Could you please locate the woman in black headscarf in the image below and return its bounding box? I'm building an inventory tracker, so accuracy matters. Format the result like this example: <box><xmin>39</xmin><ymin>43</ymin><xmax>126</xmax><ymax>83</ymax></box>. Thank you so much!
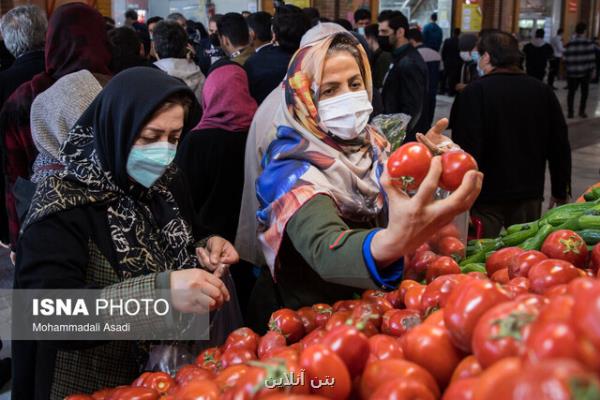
<box><xmin>14</xmin><ymin>67</ymin><xmax>239</xmax><ymax>399</ymax></box>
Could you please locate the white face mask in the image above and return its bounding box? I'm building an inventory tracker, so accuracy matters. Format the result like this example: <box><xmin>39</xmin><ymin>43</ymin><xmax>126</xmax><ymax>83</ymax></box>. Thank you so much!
<box><xmin>318</xmin><ymin>90</ymin><xmax>373</xmax><ymax>140</ymax></box>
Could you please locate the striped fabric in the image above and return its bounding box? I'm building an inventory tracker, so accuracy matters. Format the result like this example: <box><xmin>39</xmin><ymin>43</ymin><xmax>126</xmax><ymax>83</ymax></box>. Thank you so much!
<box><xmin>564</xmin><ymin>37</ymin><xmax>596</xmax><ymax>78</ymax></box>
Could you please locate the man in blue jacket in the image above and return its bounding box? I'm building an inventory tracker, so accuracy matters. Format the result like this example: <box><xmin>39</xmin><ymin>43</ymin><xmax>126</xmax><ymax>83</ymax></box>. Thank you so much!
<box><xmin>423</xmin><ymin>12</ymin><xmax>443</xmax><ymax>51</ymax></box>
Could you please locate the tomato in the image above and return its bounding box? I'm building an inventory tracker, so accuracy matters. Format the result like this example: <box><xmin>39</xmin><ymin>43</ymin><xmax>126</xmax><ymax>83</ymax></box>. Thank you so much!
<box><xmin>401</xmin><ymin>324</ymin><xmax>462</xmax><ymax>389</ymax></box>
<box><xmin>65</xmin><ymin>396</ymin><xmax>94</xmax><ymax>400</ymax></box>
<box><xmin>215</xmin><ymin>364</ymin><xmax>251</xmax><ymax>391</ymax></box>
<box><xmin>404</xmin><ymin>284</ymin><xmax>426</xmax><ymax>312</ymax></box>
<box><xmin>383</xmin><ymin>289</ymin><xmax>403</xmax><ymax>308</ymax></box>
<box><xmin>195</xmin><ymin>347</ymin><xmax>222</xmax><ymax>372</ymax></box>
<box><xmin>311</xmin><ymin>304</ymin><xmax>333</xmax><ymax>328</ymax></box>
<box><xmin>173</xmin><ymin>379</ymin><xmax>220</xmax><ymax>400</ymax></box>
<box><xmin>421</xmin><ymin>274</ymin><xmax>469</xmax><ymax>313</ymax></box>
<box><xmin>435</xmin><ymin>223</ymin><xmax>463</xmax><ymax>241</ymax></box>
<box><xmin>426</xmin><ymin>256</ymin><xmax>461</xmax><ymax>283</ymax></box>
<box><xmin>467</xmin><ymin>271</ymin><xmax>488</xmax><ymax>280</ymax></box>
<box><xmin>490</xmin><ymin>268</ymin><xmax>509</xmax><ymax>284</ymax></box>
<box><xmin>444</xmin><ymin>279</ymin><xmax>511</xmax><ymax>352</ymax></box>
<box><xmin>269</xmin><ymin>347</ymin><xmax>301</xmax><ymax>364</ymax></box>
<box><xmin>381</xmin><ymin>309</ymin><xmax>421</xmax><ymax>337</ymax></box>
<box><xmin>132</xmin><ymin>372</ymin><xmax>175</xmax><ymax>395</ymax></box>
<box><xmin>471</xmin><ymin>297</ymin><xmax>544</xmax><ymax>368</ymax></box>
<box><xmin>541</xmin><ymin>229</ymin><xmax>588</xmax><ymax>268</ymax></box>
<box><xmin>324</xmin><ymin>311</ymin><xmax>351</xmax><ymax>332</ymax></box>
<box><xmin>360</xmin><ymin>359</ymin><xmax>440</xmax><ymax>400</ymax></box>
<box><xmin>366</xmin><ymin>296</ymin><xmax>394</xmax><ymax>315</ymax></box>
<box><xmin>450</xmin><ymin>355</ymin><xmax>482</xmax><ymax>383</ymax></box>
<box><xmin>437</xmin><ymin>236</ymin><xmax>466</xmax><ymax>260</ymax></box>
<box><xmin>508</xmin><ymin>250</ymin><xmax>547</xmax><ymax>279</ymax></box>
<box><xmin>371</xmin><ymin>378</ymin><xmax>437</xmax><ymax>400</ymax></box>
<box><xmin>567</xmin><ymin>276</ymin><xmax>597</xmax><ymax>295</ymax></box>
<box><xmin>544</xmin><ymin>283</ymin><xmax>568</xmax><ymax>297</ymax></box>
<box><xmin>410</xmin><ymin>251</ymin><xmax>439</xmax><ymax>278</ymax></box>
<box><xmin>423</xmin><ymin>308</ymin><xmax>446</xmax><ymax>327</ymax></box>
<box><xmin>528</xmin><ymin>259</ymin><xmax>579</xmax><ymax>294</ymax></box>
<box><xmin>472</xmin><ymin>357</ymin><xmax>522</xmax><ymax>400</ymax></box>
<box><xmin>349</xmin><ymin>301</ymin><xmax>382</xmax><ymax>329</ymax></box>
<box><xmin>442</xmin><ymin>377</ymin><xmax>477</xmax><ymax>400</ymax></box>
<box><xmin>486</xmin><ymin>247</ymin><xmax>524</xmax><ymax>277</ymax></box>
<box><xmin>590</xmin><ymin>243</ymin><xmax>600</xmax><ymax>272</ymax></box>
<box><xmin>220</xmin><ymin>348</ymin><xmax>256</xmax><ymax>369</ymax></box>
<box><xmin>297</xmin><ymin>307</ymin><xmax>318</xmax><ymax>334</ymax></box>
<box><xmin>332</xmin><ymin>300</ymin><xmax>360</xmax><ymax>312</ymax></box>
<box><xmin>505</xmin><ymin>276</ymin><xmax>530</xmax><ymax>296</ymax></box>
<box><xmin>91</xmin><ymin>388</ymin><xmax>115</xmax><ymax>400</ymax></box>
<box><xmin>572</xmin><ymin>282</ymin><xmax>600</xmax><ymax>351</ymax></box>
<box><xmin>387</xmin><ymin>142</ymin><xmax>432</xmax><ymax>191</ymax></box>
<box><xmin>399</xmin><ymin>279</ymin><xmax>421</xmax><ymax>300</ymax></box>
<box><xmin>174</xmin><ymin>364</ymin><xmax>214</xmax><ymax>386</ymax></box>
<box><xmin>439</xmin><ymin>150</ymin><xmax>478</xmax><ymax>191</ymax></box>
<box><xmin>322</xmin><ymin>325</ymin><xmax>370</xmax><ymax>378</ymax></box>
<box><xmin>300</xmin><ymin>344</ymin><xmax>351</xmax><ymax>400</ymax></box>
<box><xmin>524</xmin><ymin>319</ymin><xmax>580</xmax><ymax>363</ymax></box>
<box><xmin>269</xmin><ymin>309</ymin><xmax>305</xmax><ymax>344</ymax></box>
<box><xmin>106</xmin><ymin>387</ymin><xmax>159</xmax><ymax>400</ymax></box>
<box><xmin>224</xmin><ymin>327</ymin><xmax>260</xmax><ymax>354</ymax></box>
<box><xmin>368</xmin><ymin>334</ymin><xmax>404</xmax><ymax>362</ymax></box>
<box><xmin>504</xmin><ymin>359</ymin><xmax>600</xmax><ymax>400</ymax></box>
<box><xmin>258</xmin><ymin>331</ymin><xmax>287</xmax><ymax>359</ymax></box>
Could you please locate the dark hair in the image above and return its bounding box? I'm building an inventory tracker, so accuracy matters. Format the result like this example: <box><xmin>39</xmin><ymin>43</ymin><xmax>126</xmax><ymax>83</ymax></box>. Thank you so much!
<box><xmin>273</xmin><ymin>11</ymin><xmax>310</xmax><ymax>53</ymax></box>
<box><xmin>302</xmin><ymin>7</ymin><xmax>320</xmax><ymax>26</ymax></box>
<box><xmin>217</xmin><ymin>12</ymin><xmax>249</xmax><ymax>47</ymax></box>
<box><xmin>453</xmin><ymin>27</ymin><xmax>461</xmax><ymax>37</ymax></box>
<box><xmin>535</xmin><ymin>28</ymin><xmax>544</xmax><ymax>39</ymax></box>
<box><xmin>557</xmin><ymin>28</ymin><xmax>564</xmax><ymax>35</ymax></box>
<box><xmin>365</xmin><ymin>23</ymin><xmax>379</xmax><ymax>39</ymax></box>
<box><xmin>335</xmin><ymin>18</ymin><xmax>353</xmax><ymax>31</ymax></box>
<box><xmin>167</xmin><ymin>12</ymin><xmax>186</xmax><ymax>24</ymax></box>
<box><xmin>125</xmin><ymin>9</ymin><xmax>138</xmax><ymax>21</ymax></box>
<box><xmin>147</xmin><ymin>16</ymin><xmax>163</xmax><ymax>26</ymax></box>
<box><xmin>108</xmin><ymin>27</ymin><xmax>143</xmax><ymax>73</ymax></box>
<box><xmin>159</xmin><ymin>91</ymin><xmax>194</xmax><ymax>121</ymax></box>
<box><xmin>477</xmin><ymin>29</ymin><xmax>521</xmax><ymax>68</ymax></box>
<box><xmin>407</xmin><ymin>27</ymin><xmax>423</xmax><ymax>42</ymax></box>
<box><xmin>277</xmin><ymin>5</ymin><xmax>302</xmax><ymax>15</ymax></box>
<box><xmin>247</xmin><ymin>11</ymin><xmax>272</xmax><ymax>43</ymax></box>
<box><xmin>153</xmin><ymin>20</ymin><xmax>188</xmax><ymax>59</ymax></box>
<box><xmin>319</xmin><ymin>17</ymin><xmax>332</xmax><ymax>23</ymax></box>
<box><xmin>104</xmin><ymin>16</ymin><xmax>115</xmax><ymax>30</ymax></box>
<box><xmin>388</xmin><ymin>13</ymin><xmax>409</xmax><ymax>35</ymax></box>
<box><xmin>209</xmin><ymin>14</ymin><xmax>223</xmax><ymax>24</ymax></box>
<box><xmin>327</xmin><ymin>33</ymin><xmax>366</xmax><ymax>82</ymax></box>
<box><xmin>354</xmin><ymin>8</ymin><xmax>371</xmax><ymax>23</ymax></box>
<box><xmin>377</xmin><ymin>10</ymin><xmax>403</xmax><ymax>23</ymax></box>
<box><xmin>575</xmin><ymin>22</ymin><xmax>587</xmax><ymax>35</ymax></box>
<box><xmin>242</xmin><ymin>11</ymin><xmax>251</xmax><ymax>17</ymax></box>
<box><xmin>431</xmin><ymin>12</ymin><xmax>438</xmax><ymax>21</ymax></box>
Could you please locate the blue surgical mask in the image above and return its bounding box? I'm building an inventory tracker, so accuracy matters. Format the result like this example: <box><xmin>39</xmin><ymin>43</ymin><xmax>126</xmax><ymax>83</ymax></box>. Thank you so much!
<box><xmin>357</xmin><ymin>27</ymin><xmax>366</xmax><ymax>36</ymax></box>
<box><xmin>471</xmin><ymin>50</ymin><xmax>480</xmax><ymax>64</ymax></box>
<box><xmin>126</xmin><ymin>142</ymin><xmax>177</xmax><ymax>188</ymax></box>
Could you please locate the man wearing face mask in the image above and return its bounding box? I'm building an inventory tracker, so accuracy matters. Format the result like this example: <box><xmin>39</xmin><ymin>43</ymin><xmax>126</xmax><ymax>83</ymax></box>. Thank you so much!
<box><xmin>455</xmin><ymin>33</ymin><xmax>479</xmax><ymax>93</ymax></box>
<box><xmin>197</xmin><ymin>14</ymin><xmax>225</xmax><ymax>75</ymax></box>
<box><xmin>364</xmin><ymin>23</ymin><xmax>393</xmax><ymax>90</ymax></box>
<box><xmin>354</xmin><ymin>8</ymin><xmax>371</xmax><ymax>35</ymax></box>
<box><xmin>378</xmin><ymin>10</ymin><xmax>428</xmax><ymax>142</ymax></box>
<box><xmin>451</xmin><ymin>30</ymin><xmax>571</xmax><ymax>238</ymax></box>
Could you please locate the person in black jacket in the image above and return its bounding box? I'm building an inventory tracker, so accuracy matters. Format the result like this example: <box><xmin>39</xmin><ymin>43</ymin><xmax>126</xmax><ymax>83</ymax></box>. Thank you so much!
<box><xmin>523</xmin><ymin>28</ymin><xmax>554</xmax><ymax>81</ymax></box>
<box><xmin>245</xmin><ymin>10</ymin><xmax>310</xmax><ymax>104</ymax></box>
<box><xmin>379</xmin><ymin>10</ymin><xmax>428</xmax><ymax>142</ymax></box>
<box><xmin>451</xmin><ymin>30</ymin><xmax>571</xmax><ymax>238</ymax></box>
<box><xmin>441</xmin><ymin>28</ymin><xmax>461</xmax><ymax>95</ymax></box>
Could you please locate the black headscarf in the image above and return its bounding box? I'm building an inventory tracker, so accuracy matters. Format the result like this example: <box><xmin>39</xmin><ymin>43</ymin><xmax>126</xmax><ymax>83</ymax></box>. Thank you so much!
<box><xmin>24</xmin><ymin>67</ymin><xmax>202</xmax><ymax>278</ymax></box>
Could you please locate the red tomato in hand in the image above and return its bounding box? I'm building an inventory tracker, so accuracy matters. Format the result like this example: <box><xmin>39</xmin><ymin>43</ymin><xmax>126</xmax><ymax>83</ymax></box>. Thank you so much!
<box><xmin>541</xmin><ymin>230</ymin><xmax>588</xmax><ymax>268</ymax></box>
<box><xmin>508</xmin><ymin>250</ymin><xmax>547</xmax><ymax>279</ymax></box>
<box><xmin>322</xmin><ymin>325</ymin><xmax>370</xmax><ymax>378</ymax></box>
<box><xmin>426</xmin><ymin>256</ymin><xmax>461</xmax><ymax>283</ymax></box>
<box><xmin>258</xmin><ymin>331</ymin><xmax>287</xmax><ymax>359</ymax></box>
<box><xmin>401</xmin><ymin>324</ymin><xmax>462</xmax><ymax>389</ymax></box>
<box><xmin>471</xmin><ymin>297</ymin><xmax>544</xmax><ymax>368</ymax></box>
<box><xmin>132</xmin><ymin>372</ymin><xmax>175</xmax><ymax>395</ymax></box>
<box><xmin>387</xmin><ymin>142</ymin><xmax>432</xmax><ymax>191</ymax></box>
<box><xmin>437</xmin><ymin>236</ymin><xmax>466</xmax><ymax>260</ymax></box>
<box><xmin>195</xmin><ymin>347</ymin><xmax>222</xmax><ymax>372</ymax></box>
<box><xmin>371</xmin><ymin>378</ymin><xmax>437</xmax><ymax>400</ymax></box>
<box><xmin>368</xmin><ymin>334</ymin><xmax>404</xmax><ymax>362</ymax></box>
<box><xmin>486</xmin><ymin>247</ymin><xmax>524</xmax><ymax>277</ymax></box>
<box><xmin>297</xmin><ymin>307</ymin><xmax>318</xmax><ymax>334</ymax></box>
<box><xmin>300</xmin><ymin>344</ymin><xmax>351</xmax><ymax>400</ymax></box>
<box><xmin>450</xmin><ymin>355</ymin><xmax>482</xmax><ymax>383</ymax></box>
<box><xmin>360</xmin><ymin>359</ymin><xmax>440</xmax><ymax>400</ymax></box>
<box><xmin>269</xmin><ymin>309</ymin><xmax>305</xmax><ymax>344</ymax></box>
<box><xmin>439</xmin><ymin>150</ymin><xmax>478</xmax><ymax>191</ymax></box>
<box><xmin>381</xmin><ymin>309</ymin><xmax>421</xmax><ymax>337</ymax></box>
<box><xmin>528</xmin><ymin>259</ymin><xmax>579</xmax><ymax>294</ymax></box>
<box><xmin>444</xmin><ymin>279</ymin><xmax>512</xmax><ymax>352</ymax></box>
<box><xmin>312</xmin><ymin>303</ymin><xmax>333</xmax><ymax>328</ymax></box>
<box><xmin>224</xmin><ymin>327</ymin><xmax>260</xmax><ymax>354</ymax></box>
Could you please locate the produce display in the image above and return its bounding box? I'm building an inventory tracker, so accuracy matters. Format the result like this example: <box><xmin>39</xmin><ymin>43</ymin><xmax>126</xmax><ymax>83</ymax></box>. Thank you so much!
<box><xmin>64</xmin><ymin>147</ymin><xmax>600</xmax><ymax>399</ymax></box>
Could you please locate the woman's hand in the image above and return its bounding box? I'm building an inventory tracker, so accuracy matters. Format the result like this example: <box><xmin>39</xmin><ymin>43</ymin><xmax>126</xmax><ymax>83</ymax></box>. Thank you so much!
<box><xmin>417</xmin><ymin>118</ymin><xmax>460</xmax><ymax>154</ymax></box>
<box><xmin>372</xmin><ymin>157</ymin><xmax>483</xmax><ymax>267</ymax></box>
<box><xmin>170</xmin><ymin>268</ymin><xmax>231</xmax><ymax>313</ymax></box>
<box><xmin>196</xmin><ymin>236</ymin><xmax>239</xmax><ymax>272</ymax></box>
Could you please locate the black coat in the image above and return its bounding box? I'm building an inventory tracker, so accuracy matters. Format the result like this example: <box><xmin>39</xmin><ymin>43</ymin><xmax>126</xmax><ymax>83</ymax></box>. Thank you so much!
<box><xmin>381</xmin><ymin>44</ymin><xmax>429</xmax><ymax>142</ymax></box>
<box><xmin>450</xmin><ymin>70</ymin><xmax>571</xmax><ymax>203</ymax></box>
<box><xmin>245</xmin><ymin>45</ymin><xmax>293</xmax><ymax>105</ymax></box>
<box><xmin>0</xmin><ymin>50</ymin><xmax>45</xmax><ymax>110</ymax></box>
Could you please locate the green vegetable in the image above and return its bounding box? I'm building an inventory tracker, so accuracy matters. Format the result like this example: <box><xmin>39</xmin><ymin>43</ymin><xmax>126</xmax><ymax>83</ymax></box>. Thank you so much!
<box><xmin>577</xmin><ymin>215</ymin><xmax>600</xmax><ymax>230</ymax></box>
<box><xmin>504</xmin><ymin>222</ymin><xmax>538</xmax><ymax>236</ymax></box>
<box><xmin>584</xmin><ymin>187</ymin><xmax>600</xmax><ymax>202</ymax></box>
<box><xmin>460</xmin><ymin>240</ymin><xmax>502</xmax><ymax>266</ymax></box>
<box><xmin>467</xmin><ymin>239</ymin><xmax>497</xmax><ymax>256</ymax></box>
<box><xmin>519</xmin><ymin>224</ymin><xmax>554</xmax><ymax>251</ymax></box>
<box><xmin>539</xmin><ymin>202</ymin><xmax>598</xmax><ymax>226</ymax></box>
<box><xmin>460</xmin><ymin>263</ymin><xmax>487</xmax><ymax>274</ymax></box>
<box><xmin>500</xmin><ymin>222</ymin><xmax>539</xmax><ymax>246</ymax></box>
<box><xmin>577</xmin><ymin>229</ymin><xmax>600</xmax><ymax>245</ymax></box>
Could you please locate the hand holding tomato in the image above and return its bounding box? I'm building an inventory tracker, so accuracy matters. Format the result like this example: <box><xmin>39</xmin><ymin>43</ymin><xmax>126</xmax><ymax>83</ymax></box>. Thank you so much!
<box><xmin>372</xmin><ymin>157</ymin><xmax>483</xmax><ymax>266</ymax></box>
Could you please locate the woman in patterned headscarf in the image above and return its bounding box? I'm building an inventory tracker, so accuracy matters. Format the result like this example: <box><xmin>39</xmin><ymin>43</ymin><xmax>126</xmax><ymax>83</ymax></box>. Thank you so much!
<box><xmin>14</xmin><ymin>67</ymin><xmax>239</xmax><ymax>399</ymax></box>
<box><xmin>246</xmin><ymin>30</ymin><xmax>483</xmax><ymax>330</ymax></box>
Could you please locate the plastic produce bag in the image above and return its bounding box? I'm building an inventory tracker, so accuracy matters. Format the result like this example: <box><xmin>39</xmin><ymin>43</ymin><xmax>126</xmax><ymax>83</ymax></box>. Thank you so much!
<box><xmin>144</xmin><ymin>271</ymin><xmax>243</xmax><ymax>375</ymax></box>
<box><xmin>371</xmin><ymin>113</ymin><xmax>411</xmax><ymax>150</ymax></box>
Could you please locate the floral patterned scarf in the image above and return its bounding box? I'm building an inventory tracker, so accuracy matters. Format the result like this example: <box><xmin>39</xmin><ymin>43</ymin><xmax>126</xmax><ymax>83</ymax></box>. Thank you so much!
<box><xmin>256</xmin><ymin>32</ymin><xmax>390</xmax><ymax>274</ymax></box>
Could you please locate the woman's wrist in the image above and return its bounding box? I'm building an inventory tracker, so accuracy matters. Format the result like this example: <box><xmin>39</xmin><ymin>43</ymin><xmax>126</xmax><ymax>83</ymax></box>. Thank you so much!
<box><xmin>370</xmin><ymin>228</ymin><xmax>408</xmax><ymax>267</ymax></box>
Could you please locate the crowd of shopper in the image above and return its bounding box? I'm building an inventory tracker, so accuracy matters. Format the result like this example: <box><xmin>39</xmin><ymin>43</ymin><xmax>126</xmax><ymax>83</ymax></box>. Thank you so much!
<box><xmin>0</xmin><ymin>3</ymin><xmax>583</xmax><ymax>398</ymax></box>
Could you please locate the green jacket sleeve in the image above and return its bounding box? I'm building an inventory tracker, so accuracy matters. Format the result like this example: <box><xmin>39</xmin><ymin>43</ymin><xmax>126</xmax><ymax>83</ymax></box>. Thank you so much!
<box><xmin>285</xmin><ymin>194</ymin><xmax>380</xmax><ymax>289</ymax></box>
